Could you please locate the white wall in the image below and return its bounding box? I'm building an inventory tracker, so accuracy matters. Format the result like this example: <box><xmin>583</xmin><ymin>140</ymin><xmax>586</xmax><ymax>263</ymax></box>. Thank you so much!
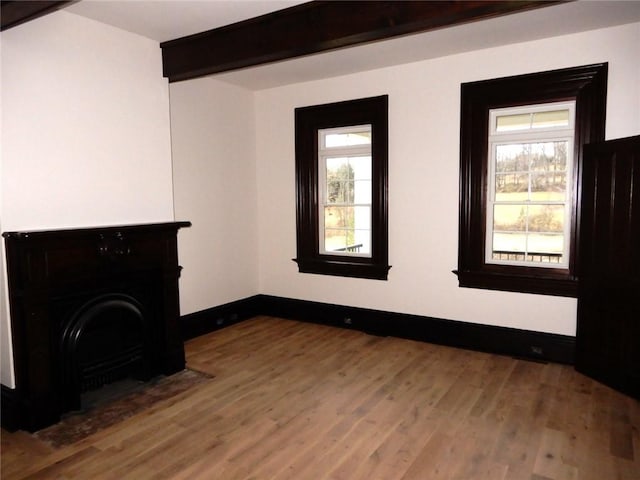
<box><xmin>170</xmin><ymin>78</ymin><xmax>259</xmax><ymax>315</ymax></box>
<box><xmin>0</xmin><ymin>11</ymin><xmax>175</xmax><ymax>386</ymax></box>
<box><xmin>255</xmin><ymin>23</ymin><xmax>640</xmax><ymax>337</ymax></box>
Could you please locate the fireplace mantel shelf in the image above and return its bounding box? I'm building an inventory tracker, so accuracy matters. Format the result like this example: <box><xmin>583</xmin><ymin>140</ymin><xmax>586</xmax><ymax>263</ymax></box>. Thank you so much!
<box><xmin>2</xmin><ymin>221</ymin><xmax>191</xmax><ymax>240</ymax></box>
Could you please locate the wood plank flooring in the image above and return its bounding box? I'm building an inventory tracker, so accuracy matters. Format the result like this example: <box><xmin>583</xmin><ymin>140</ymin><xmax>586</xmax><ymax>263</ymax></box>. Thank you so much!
<box><xmin>2</xmin><ymin>316</ymin><xmax>638</xmax><ymax>479</ymax></box>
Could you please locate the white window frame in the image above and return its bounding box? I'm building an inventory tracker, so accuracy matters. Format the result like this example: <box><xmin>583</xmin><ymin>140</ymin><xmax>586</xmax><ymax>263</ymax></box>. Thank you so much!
<box><xmin>318</xmin><ymin>124</ymin><xmax>372</xmax><ymax>257</ymax></box>
<box><xmin>485</xmin><ymin>101</ymin><xmax>576</xmax><ymax>268</ymax></box>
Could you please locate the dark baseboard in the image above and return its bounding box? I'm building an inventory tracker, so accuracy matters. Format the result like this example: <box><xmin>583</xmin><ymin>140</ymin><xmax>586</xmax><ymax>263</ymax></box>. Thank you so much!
<box><xmin>182</xmin><ymin>294</ymin><xmax>575</xmax><ymax>365</ymax></box>
<box><xmin>1</xmin><ymin>385</ymin><xmax>22</xmax><ymax>432</ymax></box>
<box><xmin>181</xmin><ymin>295</ymin><xmax>263</xmax><ymax>340</ymax></box>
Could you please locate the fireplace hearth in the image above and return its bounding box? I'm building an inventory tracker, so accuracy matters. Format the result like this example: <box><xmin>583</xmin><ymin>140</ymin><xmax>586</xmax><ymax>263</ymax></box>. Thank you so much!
<box><xmin>3</xmin><ymin>222</ymin><xmax>190</xmax><ymax>431</ymax></box>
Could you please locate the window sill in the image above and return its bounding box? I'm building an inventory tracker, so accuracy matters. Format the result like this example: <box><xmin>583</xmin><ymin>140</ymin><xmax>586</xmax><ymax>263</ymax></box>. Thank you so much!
<box><xmin>453</xmin><ymin>268</ymin><xmax>577</xmax><ymax>297</ymax></box>
<box><xmin>294</xmin><ymin>257</ymin><xmax>390</xmax><ymax>280</ymax></box>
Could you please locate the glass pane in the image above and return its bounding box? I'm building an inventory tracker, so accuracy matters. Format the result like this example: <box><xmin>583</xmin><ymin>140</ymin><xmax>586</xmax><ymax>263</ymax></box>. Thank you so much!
<box><xmin>528</xmin><ymin>205</ymin><xmax>564</xmax><ymax>233</ymax></box>
<box><xmin>493</xmin><ymin>204</ymin><xmax>527</xmax><ymax>232</ymax></box>
<box><xmin>326</xmin><ymin>157</ymin><xmax>351</xmax><ymax>180</ymax></box>
<box><xmin>324</xmin><ymin>206</ymin><xmax>354</xmax><ymax>228</ymax></box>
<box><xmin>324</xmin><ymin>229</ymin><xmax>352</xmax><ymax>252</ymax></box>
<box><xmin>353</xmin><ymin>206</ymin><xmax>371</xmax><ymax>229</ymax></box>
<box><xmin>325</xmin><ymin>229</ymin><xmax>371</xmax><ymax>253</ymax></box>
<box><xmin>492</xmin><ymin>232</ymin><xmax>526</xmax><ymax>255</ymax></box>
<box><xmin>531</xmin><ymin>172</ymin><xmax>566</xmax><ymax>201</ymax></box>
<box><xmin>530</xmin><ymin>141</ymin><xmax>568</xmax><ymax>172</ymax></box>
<box><xmin>325</xmin><ymin>130</ymin><xmax>371</xmax><ymax>148</ymax></box>
<box><xmin>350</xmin><ymin>156</ymin><xmax>371</xmax><ymax>180</ymax></box>
<box><xmin>532</xmin><ymin>109</ymin><xmax>570</xmax><ymax>129</ymax></box>
<box><xmin>495</xmin><ymin>173</ymin><xmax>529</xmax><ymax>201</ymax></box>
<box><xmin>351</xmin><ymin>228</ymin><xmax>371</xmax><ymax>255</ymax></box>
<box><xmin>326</xmin><ymin>180</ymin><xmax>352</xmax><ymax>204</ymax></box>
<box><xmin>327</xmin><ymin>156</ymin><xmax>355</xmax><ymax>204</ymax></box>
<box><xmin>496</xmin><ymin>113</ymin><xmax>531</xmax><ymax>132</ymax></box>
<box><xmin>496</xmin><ymin>144</ymin><xmax>531</xmax><ymax>172</ymax></box>
<box><xmin>528</xmin><ymin>233</ymin><xmax>564</xmax><ymax>255</ymax></box>
<box><xmin>353</xmin><ymin>179</ymin><xmax>371</xmax><ymax>204</ymax></box>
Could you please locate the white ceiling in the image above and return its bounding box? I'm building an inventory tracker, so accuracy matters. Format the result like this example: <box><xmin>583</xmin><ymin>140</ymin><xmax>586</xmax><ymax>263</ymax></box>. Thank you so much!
<box><xmin>65</xmin><ymin>0</ymin><xmax>640</xmax><ymax>90</ymax></box>
<box><xmin>65</xmin><ymin>0</ymin><xmax>307</xmax><ymax>43</ymax></box>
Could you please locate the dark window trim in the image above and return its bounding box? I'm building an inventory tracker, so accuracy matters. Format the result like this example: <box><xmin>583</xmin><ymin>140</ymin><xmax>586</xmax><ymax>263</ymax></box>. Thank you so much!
<box><xmin>294</xmin><ymin>95</ymin><xmax>390</xmax><ymax>280</ymax></box>
<box><xmin>456</xmin><ymin>63</ymin><xmax>608</xmax><ymax>297</ymax></box>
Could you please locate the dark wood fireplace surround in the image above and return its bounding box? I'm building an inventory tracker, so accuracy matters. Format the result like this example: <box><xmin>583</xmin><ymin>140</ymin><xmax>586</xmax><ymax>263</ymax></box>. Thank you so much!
<box><xmin>2</xmin><ymin>222</ymin><xmax>190</xmax><ymax>432</ymax></box>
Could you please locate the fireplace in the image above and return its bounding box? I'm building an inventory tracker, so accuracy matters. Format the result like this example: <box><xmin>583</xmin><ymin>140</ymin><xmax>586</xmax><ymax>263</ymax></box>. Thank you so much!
<box><xmin>2</xmin><ymin>222</ymin><xmax>190</xmax><ymax>431</ymax></box>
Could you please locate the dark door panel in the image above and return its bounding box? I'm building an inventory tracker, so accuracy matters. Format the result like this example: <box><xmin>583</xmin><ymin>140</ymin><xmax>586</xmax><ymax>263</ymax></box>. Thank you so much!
<box><xmin>576</xmin><ymin>135</ymin><xmax>640</xmax><ymax>399</ymax></box>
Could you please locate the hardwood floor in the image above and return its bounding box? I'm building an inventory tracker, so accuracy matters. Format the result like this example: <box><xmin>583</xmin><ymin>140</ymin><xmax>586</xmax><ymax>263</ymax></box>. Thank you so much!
<box><xmin>2</xmin><ymin>316</ymin><xmax>638</xmax><ymax>479</ymax></box>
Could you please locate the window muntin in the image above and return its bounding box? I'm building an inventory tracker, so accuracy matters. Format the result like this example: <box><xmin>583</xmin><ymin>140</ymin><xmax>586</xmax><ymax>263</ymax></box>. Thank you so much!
<box><xmin>487</xmin><ymin>102</ymin><xmax>575</xmax><ymax>268</ymax></box>
<box><xmin>319</xmin><ymin>125</ymin><xmax>372</xmax><ymax>256</ymax></box>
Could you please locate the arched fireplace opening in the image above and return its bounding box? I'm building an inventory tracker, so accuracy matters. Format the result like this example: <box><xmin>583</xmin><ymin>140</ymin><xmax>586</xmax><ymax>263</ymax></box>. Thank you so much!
<box><xmin>60</xmin><ymin>294</ymin><xmax>150</xmax><ymax>412</ymax></box>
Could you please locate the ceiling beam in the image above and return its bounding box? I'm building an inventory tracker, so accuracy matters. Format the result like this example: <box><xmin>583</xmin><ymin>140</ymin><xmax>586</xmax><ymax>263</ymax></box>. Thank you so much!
<box><xmin>161</xmin><ymin>0</ymin><xmax>567</xmax><ymax>83</ymax></box>
<box><xmin>0</xmin><ymin>1</ymin><xmax>75</xmax><ymax>31</ymax></box>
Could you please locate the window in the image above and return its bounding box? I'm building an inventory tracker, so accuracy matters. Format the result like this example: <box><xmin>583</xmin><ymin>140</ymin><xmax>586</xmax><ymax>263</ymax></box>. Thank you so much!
<box><xmin>319</xmin><ymin>125</ymin><xmax>372</xmax><ymax>256</ymax></box>
<box><xmin>294</xmin><ymin>96</ymin><xmax>390</xmax><ymax>280</ymax></box>
<box><xmin>487</xmin><ymin>101</ymin><xmax>575</xmax><ymax>268</ymax></box>
<box><xmin>457</xmin><ymin>64</ymin><xmax>608</xmax><ymax>297</ymax></box>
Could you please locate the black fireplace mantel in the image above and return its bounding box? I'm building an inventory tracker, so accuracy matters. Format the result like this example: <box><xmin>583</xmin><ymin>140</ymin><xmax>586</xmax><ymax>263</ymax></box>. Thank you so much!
<box><xmin>2</xmin><ymin>221</ymin><xmax>190</xmax><ymax>431</ymax></box>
